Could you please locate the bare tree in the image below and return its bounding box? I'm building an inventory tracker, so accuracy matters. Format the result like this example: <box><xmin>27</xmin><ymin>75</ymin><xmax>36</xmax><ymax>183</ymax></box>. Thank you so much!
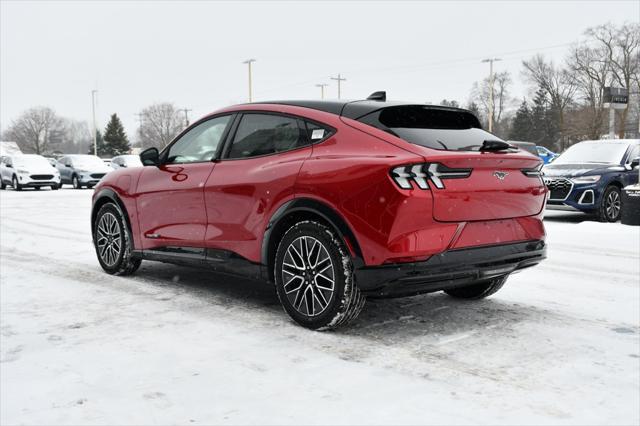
<box><xmin>567</xmin><ymin>41</ymin><xmax>611</xmax><ymax>139</ymax></box>
<box><xmin>522</xmin><ymin>54</ymin><xmax>577</xmax><ymax>150</ymax></box>
<box><xmin>137</xmin><ymin>103</ymin><xmax>184</xmax><ymax>148</ymax></box>
<box><xmin>585</xmin><ymin>22</ymin><xmax>640</xmax><ymax>138</ymax></box>
<box><xmin>4</xmin><ymin>107</ymin><xmax>63</xmax><ymax>154</ymax></box>
<box><xmin>60</xmin><ymin>119</ymin><xmax>92</xmax><ymax>154</ymax></box>
<box><xmin>470</xmin><ymin>71</ymin><xmax>512</xmax><ymax>135</ymax></box>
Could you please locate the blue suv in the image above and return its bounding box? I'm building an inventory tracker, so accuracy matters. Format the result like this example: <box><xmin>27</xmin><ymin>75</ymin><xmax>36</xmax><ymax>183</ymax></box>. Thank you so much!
<box><xmin>536</xmin><ymin>146</ymin><xmax>558</xmax><ymax>164</ymax></box>
<box><xmin>543</xmin><ymin>140</ymin><xmax>640</xmax><ymax>221</ymax></box>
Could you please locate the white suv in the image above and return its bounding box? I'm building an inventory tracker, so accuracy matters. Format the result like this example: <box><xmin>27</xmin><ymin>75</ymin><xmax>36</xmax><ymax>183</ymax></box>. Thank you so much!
<box><xmin>0</xmin><ymin>154</ymin><xmax>61</xmax><ymax>191</ymax></box>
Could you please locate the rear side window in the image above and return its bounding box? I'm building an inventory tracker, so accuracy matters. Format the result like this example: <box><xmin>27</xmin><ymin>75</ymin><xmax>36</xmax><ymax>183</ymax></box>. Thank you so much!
<box><xmin>228</xmin><ymin>114</ymin><xmax>307</xmax><ymax>159</ymax></box>
<box><xmin>303</xmin><ymin>120</ymin><xmax>333</xmax><ymax>143</ymax></box>
<box><xmin>357</xmin><ymin>105</ymin><xmax>498</xmax><ymax>151</ymax></box>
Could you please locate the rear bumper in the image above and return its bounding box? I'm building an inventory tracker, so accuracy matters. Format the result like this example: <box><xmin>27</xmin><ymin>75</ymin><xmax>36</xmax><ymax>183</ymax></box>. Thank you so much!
<box><xmin>355</xmin><ymin>240</ymin><xmax>546</xmax><ymax>298</ymax></box>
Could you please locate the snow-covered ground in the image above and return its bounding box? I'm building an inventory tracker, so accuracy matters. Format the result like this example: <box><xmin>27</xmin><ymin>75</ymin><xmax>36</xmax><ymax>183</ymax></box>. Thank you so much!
<box><xmin>1</xmin><ymin>189</ymin><xmax>638</xmax><ymax>425</ymax></box>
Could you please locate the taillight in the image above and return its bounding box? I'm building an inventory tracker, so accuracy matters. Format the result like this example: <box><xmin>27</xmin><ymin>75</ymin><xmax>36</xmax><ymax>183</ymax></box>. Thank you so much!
<box><xmin>390</xmin><ymin>163</ymin><xmax>472</xmax><ymax>190</ymax></box>
<box><xmin>522</xmin><ymin>163</ymin><xmax>543</xmax><ymax>178</ymax></box>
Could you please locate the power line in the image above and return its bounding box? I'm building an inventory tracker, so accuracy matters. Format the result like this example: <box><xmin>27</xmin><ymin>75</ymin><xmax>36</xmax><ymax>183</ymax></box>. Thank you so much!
<box><xmin>330</xmin><ymin>74</ymin><xmax>346</xmax><ymax>99</ymax></box>
<box><xmin>179</xmin><ymin>108</ymin><xmax>192</xmax><ymax>127</ymax></box>
<box><xmin>315</xmin><ymin>83</ymin><xmax>329</xmax><ymax>99</ymax></box>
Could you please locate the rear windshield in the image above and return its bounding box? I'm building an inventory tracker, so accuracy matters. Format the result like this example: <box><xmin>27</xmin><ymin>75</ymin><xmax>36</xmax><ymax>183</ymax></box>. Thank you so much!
<box><xmin>357</xmin><ymin>105</ymin><xmax>499</xmax><ymax>151</ymax></box>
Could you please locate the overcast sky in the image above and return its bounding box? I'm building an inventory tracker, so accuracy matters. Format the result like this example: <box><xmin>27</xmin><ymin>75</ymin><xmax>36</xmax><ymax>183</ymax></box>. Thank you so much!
<box><xmin>1</xmin><ymin>0</ymin><xmax>638</xmax><ymax>139</ymax></box>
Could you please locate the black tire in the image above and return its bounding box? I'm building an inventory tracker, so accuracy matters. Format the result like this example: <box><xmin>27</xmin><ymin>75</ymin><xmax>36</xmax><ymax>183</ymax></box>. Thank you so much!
<box><xmin>93</xmin><ymin>203</ymin><xmax>141</xmax><ymax>275</ymax></box>
<box><xmin>444</xmin><ymin>275</ymin><xmax>508</xmax><ymax>300</ymax></box>
<box><xmin>0</xmin><ymin>180</ymin><xmax>6</xmax><ymax>190</ymax></box>
<box><xmin>596</xmin><ymin>185</ymin><xmax>622</xmax><ymax>222</ymax></box>
<box><xmin>51</xmin><ymin>185</ymin><xmax>58</xmax><ymax>190</ymax></box>
<box><xmin>12</xmin><ymin>176</ymin><xmax>22</xmax><ymax>191</ymax></box>
<box><xmin>72</xmin><ymin>175</ymin><xmax>82</xmax><ymax>189</ymax></box>
<box><xmin>58</xmin><ymin>182</ymin><xmax>63</xmax><ymax>189</ymax></box>
<box><xmin>274</xmin><ymin>220</ymin><xmax>365</xmax><ymax>330</ymax></box>
<box><xmin>35</xmin><ymin>186</ymin><xmax>41</xmax><ymax>190</ymax></box>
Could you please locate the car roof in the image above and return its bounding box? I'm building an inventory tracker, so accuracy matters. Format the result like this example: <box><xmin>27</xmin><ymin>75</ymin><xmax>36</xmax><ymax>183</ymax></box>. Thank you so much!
<box><xmin>578</xmin><ymin>139</ymin><xmax>640</xmax><ymax>145</ymax></box>
<box><xmin>253</xmin><ymin>99</ymin><xmax>472</xmax><ymax>120</ymax></box>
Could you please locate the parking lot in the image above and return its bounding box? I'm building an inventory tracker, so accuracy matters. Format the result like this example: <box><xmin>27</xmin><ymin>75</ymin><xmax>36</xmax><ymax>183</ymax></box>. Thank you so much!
<box><xmin>1</xmin><ymin>188</ymin><xmax>639</xmax><ymax>425</ymax></box>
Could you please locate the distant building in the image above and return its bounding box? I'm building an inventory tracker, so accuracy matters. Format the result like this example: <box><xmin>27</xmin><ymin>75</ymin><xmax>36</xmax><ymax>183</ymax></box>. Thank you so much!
<box><xmin>0</xmin><ymin>141</ymin><xmax>22</xmax><ymax>157</ymax></box>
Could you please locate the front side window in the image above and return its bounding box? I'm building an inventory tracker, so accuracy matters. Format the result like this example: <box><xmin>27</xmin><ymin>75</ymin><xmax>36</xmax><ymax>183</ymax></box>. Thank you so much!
<box><xmin>166</xmin><ymin>115</ymin><xmax>232</xmax><ymax>164</ymax></box>
<box><xmin>227</xmin><ymin>114</ymin><xmax>306</xmax><ymax>159</ymax></box>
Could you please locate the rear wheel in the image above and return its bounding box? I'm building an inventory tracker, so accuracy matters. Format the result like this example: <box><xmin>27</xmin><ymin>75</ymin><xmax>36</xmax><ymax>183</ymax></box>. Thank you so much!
<box><xmin>274</xmin><ymin>221</ymin><xmax>365</xmax><ymax>330</ymax></box>
<box><xmin>444</xmin><ymin>275</ymin><xmax>508</xmax><ymax>300</ymax></box>
<box><xmin>93</xmin><ymin>203</ymin><xmax>141</xmax><ymax>275</ymax></box>
<box><xmin>12</xmin><ymin>176</ymin><xmax>21</xmax><ymax>191</ymax></box>
<box><xmin>0</xmin><ymin>180</ymin><xmax>6</xmax><ymax>190</ymax></box>
<box><xmin>72</xmin><ymin>175</ymin><xmax>82</xmax><ymax>189</ymax></box>
<box><xmin>597</xmin><ymin>185</ymin><xmax>621</xmax><ymax>222</ymax></box>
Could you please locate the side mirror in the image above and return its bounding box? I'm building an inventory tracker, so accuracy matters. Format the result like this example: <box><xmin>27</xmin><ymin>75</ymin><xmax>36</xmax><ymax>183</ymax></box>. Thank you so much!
<box><xmin>65</xmin><ymin>164</ymin><xmax>72</xmax><ymax>168</ymax></box>
<box><xmin>140</xmin><ymin>147</ymin><xmax>160</xmax><ymax>166</ymax></box>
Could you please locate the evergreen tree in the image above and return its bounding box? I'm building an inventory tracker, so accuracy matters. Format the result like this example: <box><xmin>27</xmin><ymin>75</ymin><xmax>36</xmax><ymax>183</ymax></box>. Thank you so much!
<box><xmin>508</xmin><ymin>100</ymin><xmax>533</xmax><ymax>141</ymax></box>
<box><xmin>102</xmin><ymin>113</ymin><xmax>130</xmax><ymax>156</ymax></box>
<box><xmin>87</xmin><ymin>130</ymin><xmax>107</xmax><ymax>156</ymax></box>
<box><xmin>530</xmin><ymin>88</ymin><xmax>559</xmax><ymax>149</ymax></box>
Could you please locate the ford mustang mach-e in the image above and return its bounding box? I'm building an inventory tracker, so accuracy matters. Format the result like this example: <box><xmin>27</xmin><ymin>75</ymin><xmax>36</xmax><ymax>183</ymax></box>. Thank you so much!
<box><xmin>91</xmin><ymin>95</ymin><xmax>547</xmax><ymax>329</ymax></box>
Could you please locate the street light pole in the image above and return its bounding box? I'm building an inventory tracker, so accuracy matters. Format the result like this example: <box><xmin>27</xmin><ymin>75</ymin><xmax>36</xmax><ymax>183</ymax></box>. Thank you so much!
<box><xmin>91</xmin><ymin>90</ymin><xmax>98</xmax><ymax>156</ymax></box>
<box><xmin>243</xmin><ymin>59</ymin><xmax>256</xmax><ymax>102</ymax></box>
<box><xmin>481</xmin><ymin>58</ymin><xmax>501</xmax><ymax>133</ymax></box>
<box><xmin>315</xmin><ymin>83</ymin><xmax>329</xmax><ymax>99</ymax></box>
<box><xmin>330</xmin><ymin>74</ymin><xmax>346</xmax><ymax>99</ymax></box>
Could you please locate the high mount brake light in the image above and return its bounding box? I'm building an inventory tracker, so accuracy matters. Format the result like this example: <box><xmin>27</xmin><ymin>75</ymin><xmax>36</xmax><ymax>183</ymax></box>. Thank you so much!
<box><xmin>391</xmin><ymin>163</ymin><xmax>472</xmax><ymax>190</ymax></box>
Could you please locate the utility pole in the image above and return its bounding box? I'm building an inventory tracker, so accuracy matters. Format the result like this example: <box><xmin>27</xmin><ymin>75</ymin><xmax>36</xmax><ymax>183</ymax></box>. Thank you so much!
<box><xmin>315</xmin><ymin>83</ymin><xmax>329</xmax><ymax>99</ymax></box>
<box><xmin>91</xmin><ymin>89</ymin><xmax>98</xmax><ymax>156</ymax></box>
<box><xmin>330</xmin><ymin>74</ymin><xmax>346</xmax><ymax>99</ymax></box>
<box><xmin>179</xmin><ymin>108</ymin><xmax>192</xmax><ymax>128</ymax></box>
<box><xmin>242</xmin><ymin>59</ymin><xmax>256</xmax><ymax>102</ymax></box>
<box><xmin>481</xmin><ymin>58</ymin><xmax>501</xmax><ymax>133</ymax></box>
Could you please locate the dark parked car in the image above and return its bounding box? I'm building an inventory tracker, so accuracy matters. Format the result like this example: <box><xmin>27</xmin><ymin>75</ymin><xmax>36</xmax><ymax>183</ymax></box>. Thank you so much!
<box><xmin>543</xmin><ymin>139</ymin><xmax>640</xmax><ymax>221</ymax></box>
<box><xmin>91</xmin><ymin>97</ymin><xmax>547</xmax><ymax>330</ymax></box>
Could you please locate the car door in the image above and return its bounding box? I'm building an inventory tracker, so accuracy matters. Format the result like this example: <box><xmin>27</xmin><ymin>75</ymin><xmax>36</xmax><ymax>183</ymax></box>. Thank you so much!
<box><xmin>203</xmin><ymin>112</ymin><xmax>315</xmax><ymax>263</ymax></box>
<box><xmin>0</xmin><ymin>157</ymin><xmax>10</xmax><ymax>183</ymax></box>
<box><xmin>135</xmin><ymin>115</ymin><xmax>234</xmax><ymax>250</ymax></box>
<box><xmin>57</xmin><ymin>157</ymin><xmax>70</xmax><ymax>182</ymax></box>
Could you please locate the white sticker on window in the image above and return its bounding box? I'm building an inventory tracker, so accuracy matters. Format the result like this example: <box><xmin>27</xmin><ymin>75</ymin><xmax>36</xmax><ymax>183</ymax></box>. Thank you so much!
<box><xmin>311</xmin><ymin>129</ymin><xmax>325</xmax><ymax>140</ymax></box>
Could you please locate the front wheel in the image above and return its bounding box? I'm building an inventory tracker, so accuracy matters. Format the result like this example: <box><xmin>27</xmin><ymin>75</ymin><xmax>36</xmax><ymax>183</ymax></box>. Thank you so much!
<box><xmin>12</xmin><ymin>176</ymin><xmax>21</xmax><ymax>191</ymax></box>
<box><xmin>0</xmin><ymin>180</ymin><xmax>6</xmax><ymax>190</ymax></box>
<box><xmin>274</xmin><ymin>221</ymin><xmax>365</xmax><ymax>330</ymax></box>
<box><xmin>597</xmin><ymin>185</ymin><xmax>621</xmax><ymax>222</ymax></box>
<box><xmin>444</xmin><ymin>275</ymin><xmax>508</xmax><ymax>299</ymax></box>
<box><xmin>93</xmin><ymin>203</ymin><xmax>141</xmax><ymax>275</ymax></box>
<box><xmin>72</xmin><ymin>175</ymin><xmax>82</xmax><ymax>189</ymax></box>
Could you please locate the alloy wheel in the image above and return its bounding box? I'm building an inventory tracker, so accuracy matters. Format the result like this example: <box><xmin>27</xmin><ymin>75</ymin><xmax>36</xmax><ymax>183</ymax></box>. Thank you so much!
<box><xmin>96</xmin><ymin>212</ymin><xmax>122</xmax><ymax>267</ymax></box>
<box><xmin>73</xmin><ymin>176</ymin><xmax>80</xmax><ymax>189</ymax></box>
<box><xmin>606</xmin><ymin>190</ymin><xmax>621</xmax><ymax>220</ymax></box>
<box><xmin>281</xmin><ymin>236</ymin><xmax>335</xmax><ymax>317</ymax></box>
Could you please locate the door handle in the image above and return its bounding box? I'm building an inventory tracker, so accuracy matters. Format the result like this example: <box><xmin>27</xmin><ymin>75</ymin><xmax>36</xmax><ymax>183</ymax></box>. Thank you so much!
<box><xmin>145</xmin><ymin>233</ymin><xmax>160</xmax><ymax>239</ymax></box>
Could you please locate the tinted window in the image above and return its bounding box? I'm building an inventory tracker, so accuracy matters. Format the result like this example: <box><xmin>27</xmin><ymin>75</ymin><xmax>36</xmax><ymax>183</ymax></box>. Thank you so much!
<box><xmin>228</xmin><ymin>114</ymin><xmax>306</xmax><ymax>159</ymax></box>
<box><xmin>304</xmin><ymin>120</ymin><xmax>332</xmax><ymax>142</ymax></box>
<box><xmin>166</xmin><ymin>115</ymin><xmax>231</xmax><ymax>164</ymax></box>
<box><xmin>357</xmin><ymin>105</ymin><xmax>497</xmax><ymax>151</ymax></box>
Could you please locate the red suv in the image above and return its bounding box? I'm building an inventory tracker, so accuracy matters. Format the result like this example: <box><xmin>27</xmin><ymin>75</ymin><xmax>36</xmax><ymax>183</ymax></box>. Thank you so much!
<box><xmin>92</xmin><ymin>95</ymin><xmax>547</xmax><ymax>330</ymax></box>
